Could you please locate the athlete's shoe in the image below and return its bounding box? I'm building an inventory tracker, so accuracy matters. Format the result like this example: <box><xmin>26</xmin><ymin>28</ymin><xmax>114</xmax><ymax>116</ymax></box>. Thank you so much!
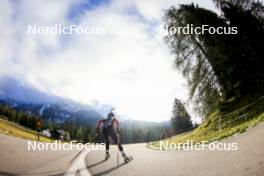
<box><xmin>105</xmin><ymin>153</ymin><xmax>110</xmax><ymax>160</ymax></box>
<box><xmin>123</xmin><ymin>155</ymin><xmax>133</xmax><ymax>163</ymax></box>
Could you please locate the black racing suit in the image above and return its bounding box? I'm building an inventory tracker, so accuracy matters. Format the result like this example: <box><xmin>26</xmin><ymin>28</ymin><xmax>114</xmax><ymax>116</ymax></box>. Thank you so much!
<box><xmin>103</xmin><ymin>124</ymin><xmax>123</xmax><ymax>151</ymax></box>
<box><xmin>96</xmin><ymin>116</ymin><xmax>123</xmax><ymax>152</ymax></box>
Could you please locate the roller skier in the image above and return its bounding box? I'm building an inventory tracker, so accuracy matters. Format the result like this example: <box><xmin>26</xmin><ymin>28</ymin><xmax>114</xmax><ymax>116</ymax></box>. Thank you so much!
<box><xmin>96</xmin><ymin>109</ymin><xmax>133</xmax><ymax>163</ymax></box>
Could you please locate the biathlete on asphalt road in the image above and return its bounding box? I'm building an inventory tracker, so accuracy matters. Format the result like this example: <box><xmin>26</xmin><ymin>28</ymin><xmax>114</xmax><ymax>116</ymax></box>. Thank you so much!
<box><xmin>96</xmin><ymin>109</ymin><xmax>133</xmax><ymax>163</ymax></box>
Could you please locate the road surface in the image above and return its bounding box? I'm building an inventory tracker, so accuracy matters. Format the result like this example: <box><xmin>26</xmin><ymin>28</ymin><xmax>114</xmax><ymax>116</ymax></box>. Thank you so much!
<box><xmin>1</xmin><ymin>122</ymin><xmax>264</xmax><ymax>176</ymax></box>
<box><xmin>0</xmin><ymin>134</ymin><xmax>80</xmax><ymax>176</ymax></box>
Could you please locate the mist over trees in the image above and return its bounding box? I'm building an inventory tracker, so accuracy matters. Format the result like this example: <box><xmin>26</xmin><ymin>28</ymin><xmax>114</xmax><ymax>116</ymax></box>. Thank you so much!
<box><xmin>164</xmin><ymin>0</ymin><xmax>264</xmax><ymax>117</ymax></box>
<box><xmin>120</xmin><ymin>120</ymin><xmax>171</xmax><ymax>143</ymax></box>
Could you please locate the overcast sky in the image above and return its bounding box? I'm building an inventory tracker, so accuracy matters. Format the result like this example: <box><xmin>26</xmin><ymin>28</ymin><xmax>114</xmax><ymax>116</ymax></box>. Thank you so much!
<box><xmin>0</xmin><ymin>0</ymin><xmax>216</xmax><ymax>122</ymax></box>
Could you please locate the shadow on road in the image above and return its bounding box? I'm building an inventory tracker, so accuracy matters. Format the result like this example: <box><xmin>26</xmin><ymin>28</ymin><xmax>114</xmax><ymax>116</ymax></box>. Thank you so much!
<box><xmin>0</xmin><ymin>171</ymin><xmax>65</xmax><ymax>176</ymax></box>
<box><xmin>92</xmin><ymin>162</ymin><xmax>127</xmax><ymax>176</ymax></box>
<box><xmin>87</xmin><ymin>159</ymin><xmax>106</xmax><ymax>168</ymax></box>
<box><xmin>0</xmin><ymin>171</ymin><xmax>16</xmax><ymax>176</ymax></box>
<box><xmin>23</xmin><ymin>170</ymin><xmax>65</xmax><ymax>176</ymax></box>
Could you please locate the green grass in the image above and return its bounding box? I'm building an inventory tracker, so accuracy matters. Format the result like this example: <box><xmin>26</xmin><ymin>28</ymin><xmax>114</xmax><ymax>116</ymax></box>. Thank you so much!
<box><xmin>149</xmin><ymin>95</ymin><xmax>264</xmax><ymax>149</ymax></box>
<box><xmin>0</xmin><ymin>116</ymin><xmax>51</xmax><ymax>142</ymax></box>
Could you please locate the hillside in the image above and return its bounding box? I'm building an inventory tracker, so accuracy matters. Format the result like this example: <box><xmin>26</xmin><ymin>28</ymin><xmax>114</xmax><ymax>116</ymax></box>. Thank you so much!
<box><xmin>150</xmin><ymin>95</ymin><xmax>264</xmax><ymax>149</ymax></box>
<box><xmin>0</xmin><ymin>98</ymin><xmax>102</xmax><ymax>124</ymax></box>
<box><xmin>0</xmin><ymin>116</ymin><xmax>51</xmax><ymax>142</ymax></box>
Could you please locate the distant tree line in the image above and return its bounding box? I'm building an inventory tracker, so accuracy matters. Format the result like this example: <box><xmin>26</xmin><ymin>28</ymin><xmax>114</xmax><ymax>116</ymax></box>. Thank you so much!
<box><xmin>120</xmin><ymin>125</ymin><xmax>171</xmax><ymax>143</ymax></box>
<box><xmin>0</xmin><ymin>103</ymin><xmax>169</xmax><ymax>143</ymax></box>
<box><xmin>0</xmin><ymin>104</ymin><xmax>44</xmax><ymax>131</ymax></box>
<box><xmin>0</xmin><ymin>103</ymin><xmax>93</xmax><ymax>142</ymax></box>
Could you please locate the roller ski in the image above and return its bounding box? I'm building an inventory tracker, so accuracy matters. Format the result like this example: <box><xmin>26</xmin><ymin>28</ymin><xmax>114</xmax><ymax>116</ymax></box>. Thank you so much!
<box><xmin>105</xmin><ymin>152</ymin><xmax>110</xmax><ymax>160</ymax></box>
<box><xmin>123</xmin><ymin>155</ymin><xmax>133</xmax><ymax>163</ymax></box>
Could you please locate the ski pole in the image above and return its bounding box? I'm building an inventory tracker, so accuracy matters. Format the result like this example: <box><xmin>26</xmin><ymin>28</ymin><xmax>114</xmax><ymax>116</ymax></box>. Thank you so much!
<box><xmin>117</xmin><ymin>132</ymin><xmax>120</xmax><ymax>167</ymax></box>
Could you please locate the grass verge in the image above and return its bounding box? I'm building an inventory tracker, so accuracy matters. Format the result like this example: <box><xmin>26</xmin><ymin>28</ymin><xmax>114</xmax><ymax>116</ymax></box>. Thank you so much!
<box><xmin>0</xmin><ymin>116</ymin><xmax>51</xmax><ymax>142</ymax></box>
<box><xmin>149</xmin><ymin>95</ymin><xmax>264</xmax><ymax>149</ymax></box>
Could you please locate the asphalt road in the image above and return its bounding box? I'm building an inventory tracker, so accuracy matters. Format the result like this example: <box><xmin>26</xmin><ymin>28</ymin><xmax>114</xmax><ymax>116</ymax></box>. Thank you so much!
<box><xmin>0</xmin><ymin>134</ymin><xmax>80</xmax><ymax>176</ymax></box>
<box><xmin>1</xmin><ymin>122</ymin><xmax>264</xmax><ymax>176</ymax></box>
<box><xmin>86</xmin><ymin>122</ymin><xmax>264</xmax><ymax>176</ymax></box>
